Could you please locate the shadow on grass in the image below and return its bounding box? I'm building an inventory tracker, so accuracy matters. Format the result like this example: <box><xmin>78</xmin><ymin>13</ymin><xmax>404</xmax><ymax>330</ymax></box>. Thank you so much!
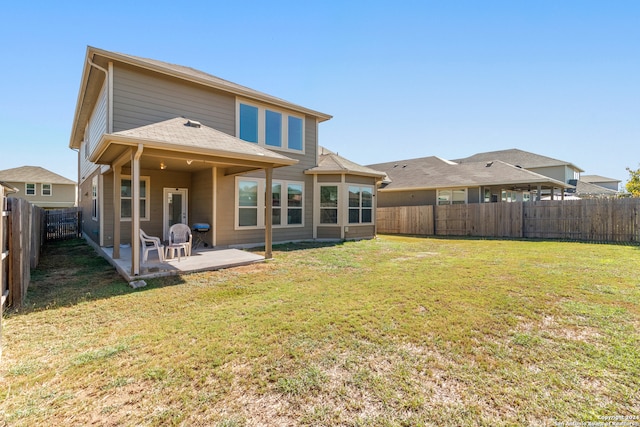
<box><xmin>7</xmin><ymin>239</ymin><xmax>186</xmax><ymax>316</ymax></box>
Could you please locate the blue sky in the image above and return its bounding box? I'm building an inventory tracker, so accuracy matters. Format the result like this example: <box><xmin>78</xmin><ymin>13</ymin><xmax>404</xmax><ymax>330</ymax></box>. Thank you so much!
<box><xmin>1</xmin><ymin>1</ymin><xmax>638</xmax><ymax>187</ymax></box>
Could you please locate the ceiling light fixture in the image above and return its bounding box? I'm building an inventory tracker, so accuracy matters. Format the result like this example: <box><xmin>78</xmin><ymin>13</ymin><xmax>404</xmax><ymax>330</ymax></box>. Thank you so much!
<box><xmin>160</xmin><ymin>162</ymin><xmax>167</xmax><ymax>170</ymax></box>
<box><xmin>186</xmin><ymin>160</ymin><xmax>193</xmax><ymax>165</ymax></box>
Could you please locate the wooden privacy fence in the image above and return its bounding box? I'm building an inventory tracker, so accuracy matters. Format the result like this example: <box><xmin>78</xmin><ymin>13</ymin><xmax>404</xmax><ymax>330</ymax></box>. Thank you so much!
<box><xmin>377</xmin><ymin>198</ymin><xmax>640</xmax><ymax>243</ymax></box>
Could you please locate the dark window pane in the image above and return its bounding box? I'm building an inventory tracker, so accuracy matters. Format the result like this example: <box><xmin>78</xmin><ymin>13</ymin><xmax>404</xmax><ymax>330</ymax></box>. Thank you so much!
<box><xmin>121</xmin><ymin>199</ymin><xmax>132</xmax><ymax>218</ymax></box>
<box><xmin>349</xmin><ymin>186</ymin><xmax>360</xmax><ymax>207</ymax></box>
<box><xmin>320</xmin><ymin>186</ymin><xmax>338</xmax><ymax>207</ymax></box>
<box><xmin>320</xmin><ymin>209</ymin><xmax>338</xmax><ymax>224</ymax></box>
<box><xmin>239</xmin><ymin>208</ymin><xmax>258</xmax><ymax>226</ymax></box>
<box><xmin>239</xmin><ymin>104</ymin><xmax>258</xmax><ymax>143</ymax></box>
<box><xmin>288</xmin><ymin>116</ymin><xmax>303</xmax><ymax>150</ymax></box>
<box><xmin>265</xmin><ymin>110</ymin><xmax>282</xmax><ymax>147</ymax></box>
<box><xmin>349</xmin><ymin>208</ymin><xmax>359</xmax><ymax>223</ymax></box>
<box><xmin>272</xmin><ymin>208</ymin><xmax>281</xmax><ymax>225</ymax></box>
<box><xmin>362</xmin><ymin>209</ymin><xmax>372</xmax><ymax>223</ymax></box>
<box><xmin>288</xmin><ymin>184</ymin><xmax>303</xmax><ymax>207</ymax></box>
<box><xmin>288</xmin><ymin>209</ymin><xmax>302</xmax><ymax>225</ymax></box>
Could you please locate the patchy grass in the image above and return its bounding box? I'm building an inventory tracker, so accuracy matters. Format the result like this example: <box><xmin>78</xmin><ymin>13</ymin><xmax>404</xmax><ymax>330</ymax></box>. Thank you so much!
<box><xmin>1</xmin><ymin>236</ymin><xmax>639</xmax><ymax>426</ymax></box>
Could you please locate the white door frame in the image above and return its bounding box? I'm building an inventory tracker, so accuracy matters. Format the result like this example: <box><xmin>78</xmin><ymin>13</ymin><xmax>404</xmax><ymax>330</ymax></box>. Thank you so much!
<box><xmin>163</xmin><ymin>188</ymin><xmax>189</xmax><ymax>241</ymax></box>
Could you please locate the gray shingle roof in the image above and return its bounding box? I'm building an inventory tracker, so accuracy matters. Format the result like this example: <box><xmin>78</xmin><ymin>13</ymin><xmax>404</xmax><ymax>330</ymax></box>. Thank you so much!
<box><xmin>580</xmin><ymin>174</ymin><xmax>621</xmax><ymax>184</ymax></box>
<box><xmin>454</xmin><ymin>148</ymin><xmax>584</xmax><ymax>172</ymax></box>
<box><xmin>110</xmin><ymin>117</ymin><xmax>297</xmax><ymax>165</ymax></box>
<box><xmin>0</xmin><ymin>166</ymin><xmax>75</xmax><ymax>185</ymax></box>
<box><xmin>306</xmin><ymin>147</ymin><xmax>386</xmax><ymax>178</ymax></box>
<box><xmin>575</xmin><ymin>180</ymin><xmax>618</xmax><ymax>196</ymax></box>
<box><xmin>367</xmin><ymin>156</ymin><xmax>569</xmax><ymax>190</ymax></box>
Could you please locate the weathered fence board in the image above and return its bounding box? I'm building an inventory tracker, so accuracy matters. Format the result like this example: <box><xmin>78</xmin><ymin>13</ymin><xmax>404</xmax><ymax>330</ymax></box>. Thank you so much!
<box><xmin>377</xmin><ymin>198</ymin><xmax>640</xmax><ymax>243</ymax></box>
<box><xmin>377</xmin><ymin>206</ymin><xmax>434</xmax><ymax>235</ymax></box>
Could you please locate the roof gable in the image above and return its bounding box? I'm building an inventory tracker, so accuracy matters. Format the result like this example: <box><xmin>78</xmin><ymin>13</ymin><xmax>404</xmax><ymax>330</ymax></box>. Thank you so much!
<box><xmin>306</xmin><ymin>147</ymin><xmax>386</xmax><ymax>178</ymax></box>
<box><xmin>70</xmin><ymin>46</ymin><xmax>332</xmax><ymax>149</ymax></box>
<box><xmin>0</xmin><ymin>166</ymin><xmax>75</xmax><ymax>185</ymax></box>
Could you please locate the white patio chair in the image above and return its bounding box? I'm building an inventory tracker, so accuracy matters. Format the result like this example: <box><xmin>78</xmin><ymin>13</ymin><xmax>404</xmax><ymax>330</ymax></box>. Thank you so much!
<box><xmin>167</xmin><ymin>223</ymin><xmax>192</xmax><ymax>260</ymax></box>
<box><xmin>140</xmin><ymin>229</ymin><xmax>165</xmax><ymax>263</ymax></box>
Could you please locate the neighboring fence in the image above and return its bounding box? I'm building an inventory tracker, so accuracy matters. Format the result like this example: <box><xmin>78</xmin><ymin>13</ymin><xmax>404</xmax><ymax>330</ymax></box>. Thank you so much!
<box><xmin>377</xmin><ymin>198</ymin><xmax>640</xmax><ymax>243</ymax></box>
<box><xmin>45</xmin><ymin>208</ymin><xmax>82</xmax><ymax>241</ymax></box>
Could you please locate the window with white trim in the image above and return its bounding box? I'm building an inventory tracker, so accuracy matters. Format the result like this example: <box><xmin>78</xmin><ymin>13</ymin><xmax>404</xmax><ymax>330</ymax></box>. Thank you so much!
<box><xmin>348</xmin><ymin>185</ymin><xmax>373</xmax><ymax>224</ymax></box>
<box><xmin>120</xmin><ymin>176</ymin><xmax>150</xmax><ymax>220</ymax></box>
<box><xmin>91</xmin><ymin>176</ymin><xmax>98</xmax><ymax>220</ymax></box>
<box><xmin>42</xmin><ymin>183</ymin><xmax>52</xmax><ymax>196</ymax></box>
<box><xmin>236</xmin><ymin>177</ymin><xmax>304</xmax><ymax>229</ymax></box>
<box><xmin>437</xmin><ymin>189</ymin><xmax>467</xmax><ymax>205</ymax></box>
<box><xmin>320</xmin><ymin>185</ymin><xmax>339</xmax><ymax>224</ymax></box>
<box><xmin>25</xmin><ymin>183</ymin><xmax>36</xmax><ymax>196</ymax></box>
<box><xmin>237</xmin><ymin>101</ymin><xmax>305</xmax><ymax>152</ymax></box>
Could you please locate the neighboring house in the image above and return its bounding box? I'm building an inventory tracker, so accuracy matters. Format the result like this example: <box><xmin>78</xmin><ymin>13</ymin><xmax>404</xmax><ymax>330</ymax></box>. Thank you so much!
<box><xmin>0</xmin><ymin>166</ymin><xmax>76</xmax><ymax>209</ymax></box>
<box><xmin>368</xmin><ymin>156</ymin><xmax>570</xmax><ymax>207</ymax></box>
<box><xmin>68</xmin><ymin>46</ymin><xmax>379</xmax><ymax>275</ymax></box>
<box><xmin>454</xmin><ymin>148</ymin><xmax>584</xmax><ymax>185</ymax></box>
<box><xmin>579</xmin><ymin>175</ymin><xmax>621</xmax><ymax>192</ymax></box>
<box><xmin>573</xmin><ymin>179</ymin><xmax>619</xmax><ymax>199</ymax></box>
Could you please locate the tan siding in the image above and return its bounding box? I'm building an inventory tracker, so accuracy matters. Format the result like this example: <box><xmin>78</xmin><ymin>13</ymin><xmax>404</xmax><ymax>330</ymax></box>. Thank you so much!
<box><xmin>378</xmin><ymin>190</ymin><xmax>437</xmax><ymax>207</ymax></box>
<box><xmin>318</xmin><ymin>174</ymin><xmax>342</xmax><ymax>183</ymax></box>
<box><xmin>112</xmin><ymin>65</ymin><xmax>235</xmax><ymax>134</ymax></box>
<box><xmin>3</xmin><ymin>181</ymin><xmax>76</xmax><ymax>209</ymax></box>
<box><xmin>346</xmin><ymin>176</ymin><xmax>377</xmax><ymax>186</ymax></box>
<box><xmin>317</xmin><ymin>227</ymin><xmax>341</xmax><ymax>239</ymax></box>
<box><xmin>81</xmin><ymin>81</ymin><xmax>107</xmax><ymax>184</ymax></box>
<box><xmin>528</xmin><ymin>166</ymin><xmax>566</xmax><ymax>183</ymax></box>
<box><xmin>190</xmin><ymin>168</ymin><xmax>214</xmax><ymax>247</ymax></box>
<box><xmin>345</xmin><ymin>225</ymin><xmax>375</xmax><ymax>240</ymax></box>
<box><xmin>79</xmin><ymin>171</ymin><xmax>100</xmax><ymax>245</ymax></box>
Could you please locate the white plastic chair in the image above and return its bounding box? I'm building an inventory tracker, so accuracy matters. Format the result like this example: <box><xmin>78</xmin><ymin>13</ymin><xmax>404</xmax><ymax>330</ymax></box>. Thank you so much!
<box><xmin>168</xmin><ymin>223</ymin><xmax>192</xmax><ymax>259</ymax></box>
<box><xmin>140</xmin><ymin>229</ymin><xmax>165</xmax><ymax>263</ymax></box>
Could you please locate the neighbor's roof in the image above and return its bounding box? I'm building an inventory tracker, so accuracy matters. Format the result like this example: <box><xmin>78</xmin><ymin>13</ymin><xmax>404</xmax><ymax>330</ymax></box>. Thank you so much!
<box><xmin>575</xmin><ymin>180</ymin><xmax>618</xmax><ymax>196</ymax></box>
<box><xmin>454</xmin><ymin>148</ymin><xmax>584</xmax><ymax>172</ymax></box>
<box><xmin>305</xmin><ymin>147</ymin><xmax>386</xmax><ymax>178</ymax></box>
<box><xmin>95</xmin><ymin>117</ymin><xmax>297</xmax><ymax>166</ymax></box>
<box><xmin>367</xmin><ymin>156</ymin><xmax>570</xmax><ymax>191</ymax></box>
<box><xmin>0</xmin><ymin>166</ymin><xmax>75</xmax><ymax>185</ymax></box>
<box><xmin>580</xmin><ymin>174</ymin><xmax>621</xmax><ymax>184</ymax></box>
<box><xmin>70</xmin><ymin>46</ymin><xmax>332</xmax><ymax>149</ymax></box>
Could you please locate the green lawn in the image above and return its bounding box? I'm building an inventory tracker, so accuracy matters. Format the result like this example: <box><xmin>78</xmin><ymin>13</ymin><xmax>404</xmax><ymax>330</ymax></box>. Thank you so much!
<box><xmin>1</xmin><ymin>236</ymin><xmax>638</xmax><ymax>426</ymax></box>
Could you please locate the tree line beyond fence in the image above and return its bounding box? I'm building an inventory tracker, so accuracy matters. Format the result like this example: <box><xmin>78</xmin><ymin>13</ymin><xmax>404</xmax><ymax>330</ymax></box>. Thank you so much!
<box><xmin>377</xmin><ymin>198</ymin><xmax>640</xmax><ymax>243</ymax></box>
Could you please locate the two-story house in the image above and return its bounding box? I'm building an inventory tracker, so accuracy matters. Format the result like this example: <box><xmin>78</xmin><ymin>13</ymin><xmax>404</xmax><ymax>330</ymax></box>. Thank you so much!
<box><xmin>0</xmin><ymin>166</ymin><xmax>76</xmax><ymax>209</ymax></box>
<box><xmin>69</xmin><ymin>47</ymin><xmax>383</xmax><ymax>277</ymax></box>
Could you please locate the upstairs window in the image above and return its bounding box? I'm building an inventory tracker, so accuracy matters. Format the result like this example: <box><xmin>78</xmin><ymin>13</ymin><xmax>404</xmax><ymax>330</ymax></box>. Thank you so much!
<box><xmin>42</xmin><ymin>183</ymin><xmax>52</xmax><ymax>196</ymax></box>
<box><xmin>237</xmin><ymin>101</ymin><xmax>305</xmax><ymax>152</ymax></box>
<box><xmin>25</xmin><ymin>183</ymin><xmax>36</xmax><ymax>196</ymax></box>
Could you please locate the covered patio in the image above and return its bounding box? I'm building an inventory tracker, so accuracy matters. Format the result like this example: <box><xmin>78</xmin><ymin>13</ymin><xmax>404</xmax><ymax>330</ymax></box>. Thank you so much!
<box><xmin>88</xmin><ymin>117</ymin><xmax>297</xmax><ymax>279</ymax></box>
<box><xmin>94</xmin><ymin>242</ymin><xmax>265</xmax><ymax>282</ymax></box>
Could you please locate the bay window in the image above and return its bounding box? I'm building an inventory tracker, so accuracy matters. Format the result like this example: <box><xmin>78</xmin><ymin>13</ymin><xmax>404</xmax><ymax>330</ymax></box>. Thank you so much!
<box><xmin>320</xmin><ymin>185</ymin><xmax>338</xmax><ymax>224</ymax></box>
<box><xmin>348</xmin><ymin>186</ymin><xmax>373</xmax><ymax>224</ymax></box>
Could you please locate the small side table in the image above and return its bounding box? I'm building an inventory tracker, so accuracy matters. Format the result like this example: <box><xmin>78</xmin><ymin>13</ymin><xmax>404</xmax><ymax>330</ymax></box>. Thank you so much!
<box><xmin>166</xmin><ymin>243</ymin><xmax>187</xmax><ymax>261</ymax></box>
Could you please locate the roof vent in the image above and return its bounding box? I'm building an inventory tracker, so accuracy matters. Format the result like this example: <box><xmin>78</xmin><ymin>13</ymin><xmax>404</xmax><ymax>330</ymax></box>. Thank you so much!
<box><xmin>485</xmin><ymin>161</ymin><xmax>493</xmax><ymax>167</ymax></box>
<box><xmin>402</xmin><ymin>164</ymin><xmax>407</xmax><ymax>168</ymax></box>
<box><xmin>515</xmin><ymin>164</ymin><xmax>522</xmax><ymax>168</ymax></box>
<box><xmin>186</xmin><ymin>120</ymin><xmax>202</xmax><ymax>128</ymax></box>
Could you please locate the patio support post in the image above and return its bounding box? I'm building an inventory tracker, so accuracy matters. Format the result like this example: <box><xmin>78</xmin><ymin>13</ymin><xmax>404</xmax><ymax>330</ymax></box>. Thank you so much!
<box><xmin>537</xmin><ymin>184</ymin><xmax>542</xmax><ymax>201</ymax></box>
<box><xmin>113</xmin><ymin>165</ymin><xmax>121</xmax><ymax>259</ymax></box>
<box><xmin>265</xmin><ymin>167</ymin><xmax>273</xmax><ymax>259</ymax></box>
<box><xmin>131</xmin><ymin>144</ymin><xmax>143</xmax><ymax>276</ymax></box>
